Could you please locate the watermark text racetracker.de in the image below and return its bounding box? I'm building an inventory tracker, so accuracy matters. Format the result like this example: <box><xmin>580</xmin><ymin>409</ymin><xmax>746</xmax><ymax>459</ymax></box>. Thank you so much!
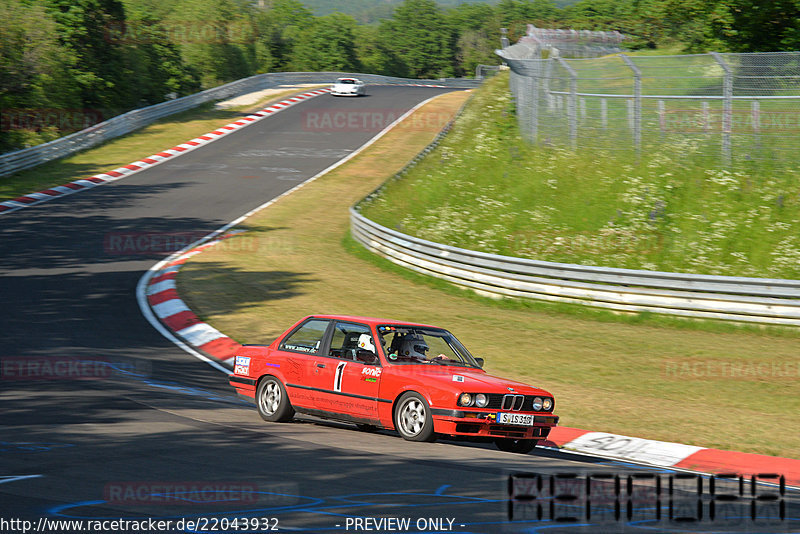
<box><xmin>102</xmin><ymin>231</ymin><xmax>263</xmax><ymax>256</ymax></box>
<box><xmin>303</xmin><ymin>109</ymin><xmax>452</xmax><ymax>133</ymax></box>
<box><xmin>1</xmin><ymin>109</ymin><xmax>104</xmax><ymax>133</ymax></box>
<box><xmin>663</xmin><ymin>360</ymin><xmax>800</xmax><ymax>380</ymax></box>
<box><xmin>0</xmin><ymin>356</ymin><xmax>151</xmax><ymax>381</ymax></box>
<box><xmin>103</xmin><ymin>480</ymin><xmax>297</xmax><ymax>506</ymax></box>
<box><xmin>0</xmin><ymin>517</ymin><xmax>278</xmax><ymax>533</ymax></box>
<box><xmin>104</xmin><ymin>20</ymin><xmax>251</xmax><ymax>45</ymax></box>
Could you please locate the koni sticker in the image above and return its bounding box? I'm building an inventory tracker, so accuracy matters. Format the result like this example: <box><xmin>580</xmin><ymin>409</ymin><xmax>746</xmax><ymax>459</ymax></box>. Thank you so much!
<box><xmin>452</xmin><ymin>375</ymin><xmax>464</xmax><ymax>382</ymax></box>
<box><xmin>234</xmin><ymin>356</ymin><xmax>251</xmax><ymax>375</ymax></box>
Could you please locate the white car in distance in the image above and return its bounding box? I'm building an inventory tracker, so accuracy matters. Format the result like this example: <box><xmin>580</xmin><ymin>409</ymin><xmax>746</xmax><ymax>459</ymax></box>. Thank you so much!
<box><xmin>330</xmin><ymin>77</ymin><xmax>366</xmax><ymax>96</ymax></box>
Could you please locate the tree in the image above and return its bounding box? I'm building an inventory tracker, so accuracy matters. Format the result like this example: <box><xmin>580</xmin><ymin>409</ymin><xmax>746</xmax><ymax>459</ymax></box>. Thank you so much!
<box><xmin>254</xmin><ymin>0</ymin><xmax>315</xmax><ymax>71</ymax></box>
<box><xmin>0</xmin><ymin>0</ymin><xmax>81</xmax><ymax>151</ymax></box>
<box><xmin>380</xmin><ymin>0</ymin><xmax>455</xmax><ymax>79</ymax></box>
<box><xmin>292</xmin><ymin>13</ymin><xmax>362</xmax><ymax>72</ymax></box>
<box><xmin>166</xmin><ymin>0</ymin><xmax>254</xmax><ymax>88</ymax></box>
<box><xmin>114</xmin><ymin>0</ymin><xmax>200</xmax><ymax>103</ymax></box>
<box><xmin>42</xmin><ymin>0</ymin><xmax>136</xmax><ymax>109</ymax></box>
<box><xmin>713</xmin><ymin>0</ymin><xmax>800</xmax><ymax>52</ymax></box>
<box><xmin>353</xmin><ymin>24</ymin><xmax>406</xmax><ymax>76</ymax></box>
<box><xmin>496</xmin><ymin>0</ymin><xmax>561</xmax><ymax>40</ymax></box>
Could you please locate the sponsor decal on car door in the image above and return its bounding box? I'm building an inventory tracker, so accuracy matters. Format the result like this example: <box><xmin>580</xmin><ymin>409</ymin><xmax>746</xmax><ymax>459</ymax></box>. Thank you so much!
<box><xmin>314</xmin><ymin>360</ymin><xmax>381</xmax><ymax>421</ymax></box>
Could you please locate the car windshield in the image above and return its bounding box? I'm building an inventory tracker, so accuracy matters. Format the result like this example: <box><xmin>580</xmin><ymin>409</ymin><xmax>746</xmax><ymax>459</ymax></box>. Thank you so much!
<box><xmin>377</xmin><ymin>325</ymin><xmax>479</xmax><ymax>368</ymax></box>
<box><xmin>337</xmin><ymin>79</ymin><xmax>356</xmax><ymax>84</ymax></box>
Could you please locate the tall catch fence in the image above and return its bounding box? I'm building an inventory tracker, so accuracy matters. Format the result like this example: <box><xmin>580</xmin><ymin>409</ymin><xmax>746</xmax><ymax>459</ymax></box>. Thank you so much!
<box><xmin>497</xmin><ymin>38</ymin><xmax>800</xmax><ymax>167</ymax></box>
<box><xmin>0</xmin><ymin>72</ymin><xmax>480</xmax><ymax>178</ymax></box>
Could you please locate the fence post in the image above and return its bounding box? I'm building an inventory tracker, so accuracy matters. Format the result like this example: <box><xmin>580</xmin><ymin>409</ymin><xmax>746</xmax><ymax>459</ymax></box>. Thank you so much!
<box><xmin>711</xmin><ymin>52</ymin><xmax>733</xmax><ymax>166</ymax></box>
<box><xmin>620</xmin><ymin>54</ymin><xmax>642</xmax><ymax>158</ymax></box>
<box><xmin>518</xmin><ymin>69</ymin><xmax>533</xmax><ymax>143</ymax></box>
<box><xmin>556</xmin><ymin>55</ymin><xmax>578</xmax><ymax>150</ymax></box>
<box><xmin>528</xmin><ymin>57</ymin><xmax>540</xmax><ymax>143</ymax></box>
<box><xmin>601</xmin><ymin>99</ymin><xmax>607</xmax><ymax>130</ymax></box>
<box><xmin>752</xmin><ymin>100</ymin><xmax>761</xmax><ymax>152</ymax></box>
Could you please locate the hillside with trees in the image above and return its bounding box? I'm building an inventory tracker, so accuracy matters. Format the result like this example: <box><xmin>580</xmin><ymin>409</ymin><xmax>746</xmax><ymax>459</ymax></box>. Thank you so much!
<box><xmin>3</xmin><ymin>0</ymin><xmax>799</xmax><ymax>153</ymax></box>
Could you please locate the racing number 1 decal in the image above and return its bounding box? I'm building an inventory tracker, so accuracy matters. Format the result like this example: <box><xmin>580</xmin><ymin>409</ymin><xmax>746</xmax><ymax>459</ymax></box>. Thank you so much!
<box><xmin>334</xmin><ymin>361</ymin><xmax>347</xmax><ymax>392</ymax></box>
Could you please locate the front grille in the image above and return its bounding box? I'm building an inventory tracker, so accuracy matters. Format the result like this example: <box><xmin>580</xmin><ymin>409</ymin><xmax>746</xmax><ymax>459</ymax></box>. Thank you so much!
<box><xmin>455</xmin><ymin>423</ymin><xmax>481</xmax><ymax>434</ymax></box>
<box><xmin>485</xmin><ymin>394</ymin><xmax>504</xmax><ymax>409</ymax></box>
<box><xmin>485</xmin><ymin>394</ymin><xmax>550</xmax><ymax>412</ymax></box>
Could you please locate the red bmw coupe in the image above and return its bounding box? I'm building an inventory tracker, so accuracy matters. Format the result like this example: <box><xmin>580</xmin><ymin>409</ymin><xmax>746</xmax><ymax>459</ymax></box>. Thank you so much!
<box><xmin>229</xmin><ymin>315</ymin><xmax>558</xmax><ymax>453</ymax></box>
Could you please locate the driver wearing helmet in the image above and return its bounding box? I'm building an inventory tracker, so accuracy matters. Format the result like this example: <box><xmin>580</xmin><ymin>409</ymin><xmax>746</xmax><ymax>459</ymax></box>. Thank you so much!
<box><xmin>397</xmin><ymin>334</ymin><xmax>450</xmax><ymax>362</ymax></box>
<box><xmin>398</xmin><ymin>334</ymin><xmax>429</xmax><ymax>361</ymax></box>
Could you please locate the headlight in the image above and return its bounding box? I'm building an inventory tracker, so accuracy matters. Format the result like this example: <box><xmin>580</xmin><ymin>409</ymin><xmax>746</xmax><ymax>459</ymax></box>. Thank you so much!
<box><xmin>458</xmin><ymin>393</ymin><xmax>473</xmax><ymax>407</ymax></box>
<box><xmin>542</xmin><ymin>397</ymin><xmax>553</xmax><ymax>411</ymax></box>
<box><xmin>475</xmin><ymin>393</ymin><xmax>488</xmax><ymax>408</ymax></box>
<box><xmin>532</xmin><ymin>397</ymin><xmax>543</xmax><ymax>411</ymax></box>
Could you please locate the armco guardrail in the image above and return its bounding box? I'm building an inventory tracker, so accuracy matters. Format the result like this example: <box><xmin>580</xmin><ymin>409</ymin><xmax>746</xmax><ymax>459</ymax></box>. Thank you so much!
<box><xmin>0</xmin><ymin>72</ymin><xmax>480</xmax><ymax>178</ymax></box>
<box><xmin>351</xmin><ymin>211</ymin><xmax>800</xmax><ymax>326</ymax></box>
<box><xmin>350</xmin><ymin>101</ymin><xmax>800</xmax><ymax>326</ymax></box>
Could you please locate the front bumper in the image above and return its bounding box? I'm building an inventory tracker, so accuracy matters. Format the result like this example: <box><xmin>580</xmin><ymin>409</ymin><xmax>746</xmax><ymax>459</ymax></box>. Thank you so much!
<box><xmin>432</xmin><ymin>410</ymin><xmax>559</xmax><ymax>440</ymax></box>
<box><xmin>331</xmin><ymin>91</ymin><xmax>360</xmax><ymax>96</ymax></box>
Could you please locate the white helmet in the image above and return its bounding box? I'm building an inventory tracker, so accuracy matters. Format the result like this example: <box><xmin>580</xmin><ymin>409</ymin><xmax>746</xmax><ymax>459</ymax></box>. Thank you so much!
<box><xmin>399</xmin><ymin>335</ymin><xmax>429</xmax><ymax>360</ymax></box>
<box><xmin>357</xmin><ymin>334</ymin><xmax>375</xmax><ymax>353</ymax></box>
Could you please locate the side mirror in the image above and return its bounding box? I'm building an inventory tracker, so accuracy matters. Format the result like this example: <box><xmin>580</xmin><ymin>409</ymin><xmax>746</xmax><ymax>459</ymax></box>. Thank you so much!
<box><xmin>474</xmin><ymin>357</ymin><xmax>484</xmax><ymax>368</ymax></box>
<box><xmin>356</xmin><ymin>349</ymin><xmax>379</xmax><ymax>365</ymax></box>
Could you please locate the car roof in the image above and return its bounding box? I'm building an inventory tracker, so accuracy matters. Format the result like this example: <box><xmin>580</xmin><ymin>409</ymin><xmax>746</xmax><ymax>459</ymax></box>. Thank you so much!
<box><xmin>336</xmin><ymin>78</ymin><xmax>358</xmax><ymax>82</ymax></box>
<box><xmin>306</xmin><ymin>314</ymin><xmax>439</xmax><ymax>329</ymax></box>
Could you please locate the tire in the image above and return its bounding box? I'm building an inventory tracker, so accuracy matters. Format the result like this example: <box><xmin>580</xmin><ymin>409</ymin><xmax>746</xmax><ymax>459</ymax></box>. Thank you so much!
<box><xmin>494</xmin><ymin>438</ymin><xmax>537</xmax><ymax>454</ymax></box>
<box><xmin>256</xmin><ymin>376</ymin><xmax>294</xmax><ymax>422</ymax></box>
<box><xmin>394</xmin><ymin>392</ymin><xmax>436</xmax><ymax>442</ymax></box>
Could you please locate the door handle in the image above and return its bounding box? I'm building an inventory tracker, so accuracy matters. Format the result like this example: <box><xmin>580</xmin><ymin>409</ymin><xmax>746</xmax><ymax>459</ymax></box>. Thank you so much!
<box><xmin>316</xmin><ymin>363</ymin><xmax>326</xmax><ymax>369</ymax></box>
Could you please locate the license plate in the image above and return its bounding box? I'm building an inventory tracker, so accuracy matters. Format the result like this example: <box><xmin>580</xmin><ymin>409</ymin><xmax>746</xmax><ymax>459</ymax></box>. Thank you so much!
<box><xmin>497</xmin><ymin>412</ymin><xmax>534</xmax><ymax>426</ymax></box>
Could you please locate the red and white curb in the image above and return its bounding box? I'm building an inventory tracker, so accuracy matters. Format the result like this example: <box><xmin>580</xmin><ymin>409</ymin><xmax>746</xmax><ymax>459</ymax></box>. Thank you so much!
<box><xmin>145</xmin><ymin>232</ymin><xmax>246</xmax><ymax>369</ymax></box>
<box><xmin>0</xmin><ymin>89</ymin><xmax>331</xmax><ymax>216</ymax></box>
<box><xmin>545</xmin><ymin>427</ymin><xmax>800</xmax><ymax>487</ymax></box>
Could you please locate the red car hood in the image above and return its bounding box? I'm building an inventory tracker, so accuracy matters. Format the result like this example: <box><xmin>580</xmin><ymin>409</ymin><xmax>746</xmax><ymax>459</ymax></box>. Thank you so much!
<box><xmin>390</xmin><ymin>365</ymin><xmax>552</xmax><ymax>396</ymax></box>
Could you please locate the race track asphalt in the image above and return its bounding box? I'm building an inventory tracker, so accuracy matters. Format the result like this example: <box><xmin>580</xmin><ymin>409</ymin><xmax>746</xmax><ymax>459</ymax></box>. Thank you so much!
<box><xmin>1</xmin><ymin>86</ymin><xmax>798</xmax><ymax>534</ymax></box>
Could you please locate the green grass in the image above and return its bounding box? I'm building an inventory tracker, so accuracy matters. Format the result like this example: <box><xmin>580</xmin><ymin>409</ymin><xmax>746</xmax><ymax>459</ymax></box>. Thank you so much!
<box><xmin>360</xmin><ymin>72</ymin><xmax>800</xmax><ymax>279</ymax></box>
